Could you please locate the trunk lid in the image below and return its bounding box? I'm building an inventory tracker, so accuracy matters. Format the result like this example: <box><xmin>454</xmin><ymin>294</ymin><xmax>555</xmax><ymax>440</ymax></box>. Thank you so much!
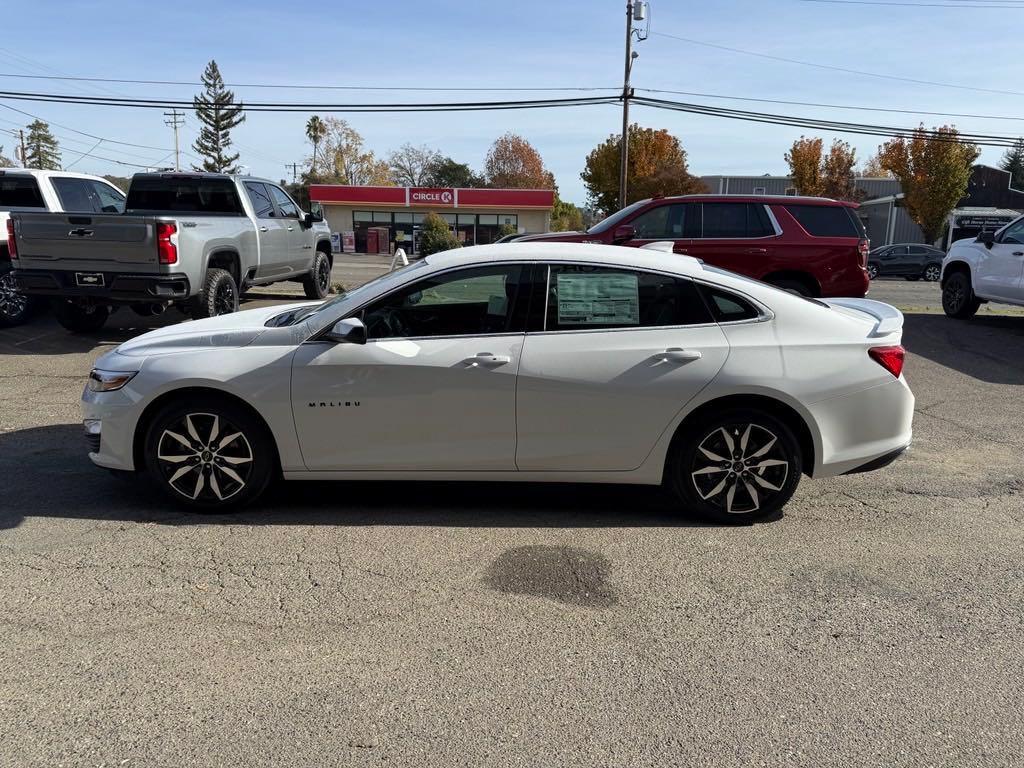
<box><xmin>822</xmin><ymin>297</ymin><xmax>904</xmax><ymax>340</ymax></box>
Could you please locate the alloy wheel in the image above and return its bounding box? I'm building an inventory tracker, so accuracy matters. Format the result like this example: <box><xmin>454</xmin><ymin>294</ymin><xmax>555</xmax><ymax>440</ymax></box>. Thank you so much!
<box><xmin>0</xmin><ymin>271</ymin><xmax>28</xmax><ymax>319</ymax></box>
<box><xmin>213</xmin><ymin>280</ymin><xmax>236</xmax><ymax>316</ymax></box>
<box><xmin>690</xmin><ymin>423</ymin><xmax>790</xmax><ymax>515</ymax></box>
<box><xmin>943</xmin><ymin>280</ymin><xmax>965</xmax><ymax>313</ymax></box>
<box><xmin>924</xmin><ymin>265</ymin><xmax>941</xmax><ymax>282</ymax></box>
<box><xmin>156</xmin><ymin>412</ymin><xmax>253</xmax><ymax>501</ymax></box>
<box><xmin>867</xmin><ymin>265</ymin><xmax>878</xmax><ymax>280</ymax></box>
<box><xmin>317</xmin><ymin>257</ymin><xmax>331</xmax><ymax>293</ymax></box>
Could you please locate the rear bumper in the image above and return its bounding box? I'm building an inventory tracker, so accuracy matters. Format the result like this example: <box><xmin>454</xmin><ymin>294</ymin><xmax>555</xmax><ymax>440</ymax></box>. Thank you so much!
<box><xmin>13</xmin><ymin>268</ymin><xmax>191</xmax><ymax>303</ymax></box>
<box><xmin>820</xmin><ymin>266</ymin><xmax>870</xmax><ymax>298</ymax></box>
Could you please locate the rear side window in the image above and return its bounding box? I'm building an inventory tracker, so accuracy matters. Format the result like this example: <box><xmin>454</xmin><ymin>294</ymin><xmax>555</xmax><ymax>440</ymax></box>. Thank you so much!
<box><xmin>784</xmin><ymin>204</ymin><xmax>861</xmax><ymax>237</ymax></box>
<box><xmin>701</xmin><ymin>203</ymin><xmax>774</xmax><ymax>238</ymax></box>
<box><xmin>0</xmin><ymin>175</ymin><xmax>44</xmax><ymax>208</ymax></box>
<box><xmin>697</xmin><ymin>284</ymin><xmax>761</xmax><ymax>322</ymax></box>
<box><xmin>545</xmin><ymin>265</ymin><xmax>713</xmax><ymax>331</ymax></box>
<box><xmin>126</xmin><ymin>177</ymin><xmax>243</xmax><ymax>214</ymax></box>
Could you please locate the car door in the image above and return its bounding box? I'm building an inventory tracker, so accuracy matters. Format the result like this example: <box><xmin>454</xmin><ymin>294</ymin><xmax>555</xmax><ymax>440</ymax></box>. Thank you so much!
<box><xmin>515</xmin><ymin>263</ymin><xmax>731</xmax><ymax>471</ymax></box>
<box><xmin>243</xmin><ymin>181</ymin><xmax>290</xmax><ymax>279</ymax></box>
<box><xmin>977</xmin><ymin>219</ymin><xmax>1024</xmax><ymax>302</ymax></box>
<box><xmin>880</xmin><ymin>245</ymin><xmax>906</xmax><ymax>276</ymax></box>
<box><xmin>267</xmin><ymin>184</ymin><xmax>309</xmax><ymax>274</ymax></box>
<box><xmin>680</xmin><ymin>202</ymin><xmax>778</xmax><ymax>276</ymax></box>
<box><xmin>291</xmin><ymin>263</ymin><xmax>528</xmax><ymax>471</ymax></box>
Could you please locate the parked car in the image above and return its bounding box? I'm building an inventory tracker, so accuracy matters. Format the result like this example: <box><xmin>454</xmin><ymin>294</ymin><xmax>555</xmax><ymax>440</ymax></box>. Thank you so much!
<box><xmin>0</xmin><ymin>168</ymin><xmax>126</xmax><ymax>327</ymax></box>
<box><xmin>82</xmin><ymin>242</ymin><xmax>913</xmax><ymax>522</ymax></box>
<box><xmin>867</xmin><ymin>244</ymin><xmax>945</xmax><ymax>281</ymax></box>
<box><xmin>9</xmin><ymin>172</ymin><xmax>332</xmax><ymax>333</ymax></box>
<box><xmin>941</xmin><ymin>216</ymin><xmax>1024</xmax><ymax>318</ymax></box>
<box><xmin>514</xmin><ymin>195</ymin><xmax>870</xmax><ymax>298</ymax></box>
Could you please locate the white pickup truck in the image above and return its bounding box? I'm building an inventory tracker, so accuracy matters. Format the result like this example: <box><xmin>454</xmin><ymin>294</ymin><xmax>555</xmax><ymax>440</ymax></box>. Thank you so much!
<box><xmin>9</xmin><ymin>172</ymin><xmax>333</xmax><ymax>332</ymax></box>
<box><xmin>941</xmin><ymin>215</ymin><xmax>1024</xmax><ymax>318</ymax></box>
<box><xmin>1</xmin><ymin>168</ymin><xmax>126</xmax><ymax>327</ymax></box>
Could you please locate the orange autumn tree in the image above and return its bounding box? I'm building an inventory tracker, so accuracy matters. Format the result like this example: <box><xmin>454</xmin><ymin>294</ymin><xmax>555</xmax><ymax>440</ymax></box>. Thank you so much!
<box><xmin>484</xmin><ymin>133</ymin><xmax>555</xmax><ymax>189</ymax></box>
<box><xmin>785</xmin><ymin>136</ymin><xmax>860</xmax><ymax>201</ymax></box>
<box><xmin>785</xmin><ymin>136</ymin><xmax>824</xmax><ymax>196</ymax></box>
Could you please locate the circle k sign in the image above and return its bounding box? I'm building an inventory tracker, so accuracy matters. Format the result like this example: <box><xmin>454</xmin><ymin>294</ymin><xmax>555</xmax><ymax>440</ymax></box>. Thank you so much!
<box><xmin>410</xmin><ymin>188</ymin><xmax>455</xmax><ymax>206</ymax></box>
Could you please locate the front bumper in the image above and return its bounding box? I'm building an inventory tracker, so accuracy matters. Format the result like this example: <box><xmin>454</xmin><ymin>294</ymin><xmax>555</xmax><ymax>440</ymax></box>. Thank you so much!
<box><xmin>14</xmin><ymin>268</ymin><xmax>191</xmax><ymax>303</ymax></box>
<box><xmin>82</xmin><ymin>386</ymin><xmax>141</xmax><ymax>471</ymax></box>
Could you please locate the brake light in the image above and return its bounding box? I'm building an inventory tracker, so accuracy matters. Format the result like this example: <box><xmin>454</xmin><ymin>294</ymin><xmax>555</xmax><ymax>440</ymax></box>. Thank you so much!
<box><xmin>858</xmin><ymin>238</ymin><xmax>870</xmax><ymax>268</ymax></box>
<box><xmin>869</xmin><ymin>345</ymin><xmax>905</xmax><ymax>378</ymax></box>
<box><xmin>6</xmin><ymin>219</ymin><xmax>17</xmax><ymax>261</ymax></box>
<box><xmin>156</xmin><ymin>222</ymin><xmax>177</xmax><ymax>265</ymax></box>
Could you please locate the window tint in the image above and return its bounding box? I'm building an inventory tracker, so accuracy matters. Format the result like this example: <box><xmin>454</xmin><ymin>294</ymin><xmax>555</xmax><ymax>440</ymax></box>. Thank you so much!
<box><xmin>701</xmin><ymin>203</ymin><xmax>774</xmax><ymax>238</ymax></box>
<box><xmin>0</xmin><ymin>175</ymin><xmax>44</xmax><ymax>208</ymax></box>
<box><xmin>89</xmin><ymin>181</ymin><xmax>125</xmax><ymax>213</ymax></box>
<box><xmin>269</xmin><ymin>185</ymin><xmax>299</xmax><ymax>218</ymax></box>
<box><xmin>1001</xmin><ymin>219</ymin><xmax>1024</xmax><ymax>245</ymax></box>
<box><xmin>244</xmin><ymin>182</ymin><xmax>276</xmax><ymax>218</ymax></box>
<box><xmin>126</xmin><ymin>177</ymin><xmax>243</xmax><ymax>214</ymax></box>
<box><xmin>908</xmin><ymin>246</ymin><xmax>928</xmax><ymax>255</ymax></box>
<box><xmin>784</xmin><ymin>204</ymin><xmax>861</xmax><ymax>237</ymax></box>
<box><xmin>630</xmin><ymin>203</ymin><xmax>699</xmax><ymax>239</ymax></box>
<box><xmin>361</xmin><ymin>265</ymin><xmax>523</xmax><ymax>339</ymax></box>
<box><xmin>51</xmin><ymin>177</ymin><xmax>96</xmax><ymax>212</ymax></box>
<box><xmin>697</xmin><ymin>285</ymin><xmax>761</xmax><ymax>322</ymax></box>
<box><xmin>545</xmin><ymin>265</ymin><xmax>712</xmax><ymax>331</ymax></box>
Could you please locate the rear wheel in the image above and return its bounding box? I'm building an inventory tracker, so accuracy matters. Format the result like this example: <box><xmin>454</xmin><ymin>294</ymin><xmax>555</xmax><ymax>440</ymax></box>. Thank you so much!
<box><xmin>302</xmin><ymin>250</ymin><xmax>331</xmax><ymax>299</ymax></box>
<box><xmin>866</xmin><ymin>264</ymin><xmax>879</xmax><ymax>280</ymax></box>
<box><xmin>190</xmin><ymin>267</ymin><xmax>238</xmax><ymax>320</ymax></box>
<box><xmin>766</xmin><ymin>277</ymin><xmax>814</xmax><ymax>297</ymax></box>
<box><xmin>942</xmin><ymin>271</ymin><xmax>980</xmax><ymax>319</ymax></box>
<box><xmin>667</xmin><ymin>408</ymin><xmax>802</xmax><ymax>523</ymax></box>
<box><xmin>0</xmin><ymin>268</ymin><xmax>36</xmax><ymax>327</ymax></box>
<box><xmin>923</xmin><ymin>263</ymin><xmax>941</xmax><ymax>282</ymax></box>
<box><xmin>51</xmin><ymin>299</ymin><xmax>109</xmax><ymax>333</ymax></box>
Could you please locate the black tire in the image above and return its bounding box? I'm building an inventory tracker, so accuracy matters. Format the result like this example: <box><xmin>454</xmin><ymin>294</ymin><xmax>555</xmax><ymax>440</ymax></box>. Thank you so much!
<box><xmin>302</xmin><ymin>250</ymin><xmax>331</xmax><ymax>300</ymax></box>
<box><xmin>942</xmin><ymin>271</ymin><xmax>980</xmax><ymax>319</ymax></box>
<box><xmin>143</xmin><ymin>396</ymin><xmax>276</xmax><ymax>511</ymax></box>
<box><xmin>866</xmin><ymin>264</ymin><xmax>879</xmax><ymax>280</ymax></box>
<box><xmin>0</xmin><ymin>267</ymin><xmax>37</xmax><ymax>328</ymax></box>
<box><xmin>923</xmin><ymin>263</ymin><xmax>942</xmax><ymax>282</ymax></box>
<box><xmin>51</xmin><ymin>299</ymin><xmax>109</xmax><ymax>333</ymax></box>
<box><xmin>667</xmin><ymin>408</ymin><xmax>802</xmax><ymax>523</ymax></box>
<box><xmin>767</xmin><ymin>277</ymin><xmax>814</xmax><ymax>297</ymax></box>
<box><xmin>190</xmin><ymin>267</ymin><xmax>238</xmax><ymax>320</ymax></box>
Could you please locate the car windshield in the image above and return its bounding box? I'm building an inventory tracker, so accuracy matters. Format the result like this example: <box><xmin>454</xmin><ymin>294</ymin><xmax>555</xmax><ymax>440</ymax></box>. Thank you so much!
<box><xmin>586</xmin><ymin>199</ymin><xmax>652</xmax><ymax>234</ymax></box>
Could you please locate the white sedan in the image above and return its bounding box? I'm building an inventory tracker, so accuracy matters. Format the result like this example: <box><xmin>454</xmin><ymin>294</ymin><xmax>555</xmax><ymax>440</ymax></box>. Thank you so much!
<box><xmin>83</xmin><ymin>243</ymin><xmax>914</xmax><ymax>522</ymax></box>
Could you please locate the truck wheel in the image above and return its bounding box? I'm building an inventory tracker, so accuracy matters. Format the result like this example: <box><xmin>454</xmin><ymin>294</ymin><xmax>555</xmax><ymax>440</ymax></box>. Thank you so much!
<box><xmin>302</xmin><ymin>250</ymin><xmax>331</xmax><ymax>300</ymax></box>
<box><xmin>190</xmin><ymin>268</ymin><xmax>238</xmax><ymax>320</ymax></box>
<box><xmin>0</xmin><ymin>268</ymin><xmax>36</xmax><ymax>328</ymax></box>
<box><xmin>51</xmin><ymin>299</ymin><xmax>109</xmax><ymax>333</ymax></box>
<box><xmin>766</xmin><ymin>277</ymin><xmax>813</xmax><ymax>297</ymax></box>
<box><xmin>942</xmin><ymin>271</ymin><xmax>980</xmax><ymax>319</ymax></box>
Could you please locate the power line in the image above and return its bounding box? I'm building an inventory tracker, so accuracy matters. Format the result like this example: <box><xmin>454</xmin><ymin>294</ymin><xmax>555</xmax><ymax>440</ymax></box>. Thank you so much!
<box><xmin>0</xmin><ymin>101</ymin><xmax>175</xmax><ymax>150</ymax></box>
<box><xmin>649</xmin><ymin>31</ymin><xmax>1024</xmax><ymax>97</ymax></box>
<box><xmin>798</xmin><ymin>0</ymin><xmax>1024</xmax><ymax>6</ymax></box>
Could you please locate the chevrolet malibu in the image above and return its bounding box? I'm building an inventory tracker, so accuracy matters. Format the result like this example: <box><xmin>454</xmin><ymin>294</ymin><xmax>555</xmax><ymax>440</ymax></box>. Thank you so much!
<box><xmin>83</xmin><ymin>243</ymin><xmax>914</xmax><ymax>522</ymax></box>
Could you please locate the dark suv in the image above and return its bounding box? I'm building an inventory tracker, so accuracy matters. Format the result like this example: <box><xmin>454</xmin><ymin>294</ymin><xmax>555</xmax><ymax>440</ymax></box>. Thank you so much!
<box><xmin>518</xmin><ymin>194</ymin><xmax>870</xmax><ymax>297</ymax></box>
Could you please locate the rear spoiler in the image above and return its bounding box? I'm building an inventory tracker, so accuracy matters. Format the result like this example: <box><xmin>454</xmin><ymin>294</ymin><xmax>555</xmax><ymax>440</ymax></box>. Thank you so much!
<box><xmin>822</xmin><ymin>298</ymin><xmax>903</xmax><ymax>337</ymax></box>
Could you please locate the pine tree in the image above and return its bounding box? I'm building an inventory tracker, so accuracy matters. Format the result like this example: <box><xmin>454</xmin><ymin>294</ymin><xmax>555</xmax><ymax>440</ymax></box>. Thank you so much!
<box><xmin>1000</xmin><ymin>137</ymin><xmax>1024</xmax><ymax>190</ymax></box>
<box><xmin>24</xmin><ymin>120</ymin><xmax>61</xmax><ymax>170</ymax></box>
<box><xmin>192</xmin><ymin>60</ymin><xmax>245</xmax><ymax>173</ymax></box>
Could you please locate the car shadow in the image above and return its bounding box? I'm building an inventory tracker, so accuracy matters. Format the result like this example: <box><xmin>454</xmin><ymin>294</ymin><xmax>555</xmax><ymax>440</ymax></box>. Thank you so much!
<box><xmin>902</xmin><ymin>311</ymin><xmax>1024</xmax><ymax>385</ymax></box>
<box><xmin>0</xmin><ymin>424</ymin><xmax>781</xmax><ymax>530</ymax></box>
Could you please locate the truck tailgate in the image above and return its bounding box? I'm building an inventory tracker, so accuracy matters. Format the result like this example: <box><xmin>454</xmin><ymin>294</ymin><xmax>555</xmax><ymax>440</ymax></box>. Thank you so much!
<box><xmin>13</xmin><ymin>212</ymin><xmax>160</xmax><ymax>272</ymax></box>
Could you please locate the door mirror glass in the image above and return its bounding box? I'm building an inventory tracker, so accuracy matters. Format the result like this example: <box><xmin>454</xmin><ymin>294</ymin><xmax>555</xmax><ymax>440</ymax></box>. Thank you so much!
<box><xmin>325</xmin><ymin>317</ymin><xmax>367</xmax><ymax>345</ymax></box>
<box><xmin>612</xmin><ymin>224</ymin><xmax>636</xmax><ymax>242</ymax></box>
<box><xmin>978</xmin><ymin>230</ymin><xmax>996</xmax><ymax>247</ymax></box>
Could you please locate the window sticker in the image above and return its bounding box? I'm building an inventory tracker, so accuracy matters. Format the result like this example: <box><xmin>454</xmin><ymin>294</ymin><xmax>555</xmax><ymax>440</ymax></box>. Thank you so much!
<box><xmin>556</xmin><ymin>272</ymin><xmax>639</xmax><ymax>325</ymax></box>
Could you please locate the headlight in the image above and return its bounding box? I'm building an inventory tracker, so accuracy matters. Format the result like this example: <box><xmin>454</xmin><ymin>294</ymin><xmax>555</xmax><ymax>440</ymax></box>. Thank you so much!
<box><xmin>87</xmin><ymin>369</ymin><xmax>137</xmax><ymax>392</ymax></box>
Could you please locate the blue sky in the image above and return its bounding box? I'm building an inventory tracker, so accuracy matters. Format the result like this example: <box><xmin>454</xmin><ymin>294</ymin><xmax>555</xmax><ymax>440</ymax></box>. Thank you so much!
<box><xmin>3</xmin><ymin>0</ymin><xmax>1021</xmax><ymax>205</ymax></box>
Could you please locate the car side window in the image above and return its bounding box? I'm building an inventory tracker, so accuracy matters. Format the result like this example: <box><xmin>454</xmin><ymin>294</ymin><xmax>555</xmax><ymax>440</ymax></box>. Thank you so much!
<box><xmin>1001</xmin><ymin>220</ymin><xmax>1024</xmax><ymax>245</ymax></box>
<box><xmin>545</xmin><ymin>265</ymin><xmax>713</xmax><ymax>331</ymax></box>
<box><xmin>268</xmin><ymin>185</ymin><xmax>300</xmax><ymax>218</ymax></box>
<box><xmin>360</xmin><ymin>265</ymin><xmax>523</xmax><ymax>340</ymax></box>
<box><xmin>89</xmin><ymin>181</ymin><xmax>125</xmax><ymax>213</ymax></box>
<box><xmin>51</xmin><ymin>177</ymin><xmax>96</xmax><ymax>212</ymax></box>
<box><xmin>629</xmin><ymin>203</ymin><xmax>699</xmax><ymax>239</ymax></box>
<box><xmin>701</xmin><ymin>203</ymin><xmax>774</xmax><ymax>238</ymax></box>
<box><xmin>244</xmin><ymin>182</ymin><xmax>276</xmax><ymax>219</ymax></box>
<box><xmin>697</xmin><ymin>284</ymin><xmax>761</xmax><ymax>322</ymax></box>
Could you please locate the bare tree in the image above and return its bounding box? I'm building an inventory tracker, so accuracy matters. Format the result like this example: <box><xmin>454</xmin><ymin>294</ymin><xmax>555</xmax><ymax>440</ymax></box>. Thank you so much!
<box><xmin>388</xmin><ymin>143</ymin><xmax>441</xmax><ymax>187</ymax></box>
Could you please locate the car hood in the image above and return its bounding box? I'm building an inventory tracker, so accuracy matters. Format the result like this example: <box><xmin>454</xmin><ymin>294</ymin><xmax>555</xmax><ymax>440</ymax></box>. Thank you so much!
<box><xmin>114</xmin><ymin>301</ymin><xmax>318</xmax><ymax>357</ymax></box>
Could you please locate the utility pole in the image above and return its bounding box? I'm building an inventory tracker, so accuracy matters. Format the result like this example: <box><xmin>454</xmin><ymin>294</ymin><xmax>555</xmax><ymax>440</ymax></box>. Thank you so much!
<box><xmin>18</xmin><ymin>129</ymin><xmax>26</xmax><ymax>168</ymax></box>
<box><xmin>618</xmin><ymin>1</ymin><xmax>647</xmax><ymax>211</ymax></box>
<box><xmin>163</xmin><ymin>109</ymin><xmax>184</xmax><ymax>171</ymax></box>
<box><xmin>285</xmin><ymin>162</ymin><xmax>299</xmax><ymax>183</ymax></box>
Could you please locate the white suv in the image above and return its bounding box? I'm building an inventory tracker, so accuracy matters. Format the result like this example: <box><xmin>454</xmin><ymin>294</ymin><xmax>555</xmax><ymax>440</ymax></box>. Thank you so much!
<box><xmin>942</xmin><ymin>215</ymin><xmax>1024</xmax><ymax>318</ymax></box>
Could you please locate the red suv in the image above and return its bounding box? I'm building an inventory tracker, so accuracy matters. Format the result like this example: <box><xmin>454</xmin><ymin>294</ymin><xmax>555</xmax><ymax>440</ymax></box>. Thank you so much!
<box><xmin>519</xmin><ymin>195</ymin><xmax>870</xmax><ymax>298</ymax></box>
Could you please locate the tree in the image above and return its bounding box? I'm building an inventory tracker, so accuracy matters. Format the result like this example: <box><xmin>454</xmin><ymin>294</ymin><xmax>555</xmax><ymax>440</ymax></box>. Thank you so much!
<box><xmin>0</xmin><ymin>145</ymin><xmax>14</xmax><ymax>168</ymax></box>
<box><xmin>303</xmin><ymin>118</ymin><xmax>393</xmax><ymax>186</ymax></box>
<box><xmin>388</xmin><ymin>143</ymin><xmax>441</xmax><ymax>186</ymax></box>
<box><xmin>1000</xmin><ymin>137</ymin><xmax>1024</xmax><ymax>190</ymax></box>
<box><xmin>784</xmin><ymin>136</ymin><xmax>824</xmax><ymax>196</ymax></box>
<box><xmin>485</xmin><ymin>132</ymin><xmax>555</xmax><ymax>189</ymax></box>
<box><xmin>581</xmin><ymin>124</ymin><xmax>705</xmax><ymax>213</ymax></box>
<box><xmin>103</xmin><ymin>175</ymin><xmax>132</xmax><ymax>193</ymax></box>
<box><xmin>858</xmin><ymin>150</ymin><xmax>892</xmax><ymax>178</ymax></box>
<box><xmin>879</xmin><ymin>125</ymin><xmax>980</xmax><ymax>243</ymax></box>
<box><xmin>419</xmin><ymin>211</ymin><xmax>460</xmax><ymax>255</ymax></box>
<box><xmin>305</xmin><ymin>116</ymin><xmax>327</xmax><ymax>179</ymax></box>
<box><xmin>23</xmin><ymin>120</ymin><xmax>60</xmax><ymax>170</ymax></box>
<box><xmin>551</xmin><ymin>196</ymin><xmax>583</xmax><ymax>232</ymax></box>
<box><xmin>424</xmin><ymin>156</ymin><xmax>486</xmax><ymax>188</ymax></box>
<box><xmin>192</xmin><ymin>60</ymin><xmax>245</xmax><ymax>173</ymax></box>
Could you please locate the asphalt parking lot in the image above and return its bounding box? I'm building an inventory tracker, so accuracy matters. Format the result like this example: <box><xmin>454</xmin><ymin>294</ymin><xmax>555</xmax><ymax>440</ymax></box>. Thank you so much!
<box><xmin>1</xmin><ymin>267</ymin><xmax>1022</xmax><ymax>767</ymax></box>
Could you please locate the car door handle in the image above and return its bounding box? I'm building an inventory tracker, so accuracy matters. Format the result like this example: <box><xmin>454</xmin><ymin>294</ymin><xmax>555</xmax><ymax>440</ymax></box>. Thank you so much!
<box><xmin>259</xmin><ymin>226</ymin><xmax>269</xmax><ymax>233</ymax></box>
<box><xmin>464</xmin><ymin>353</ymin><xmax>511</xmax><ymax>367</ymax></box>
<box><xmin>287</xmin><ymin>226</ymin><xmax>294</xmax><ymax>232</ymax></box>
<box><xmin>746</xmin><ymin>247</ymin><xmax>768</xmax><ymax>255</ymax></box>
<box><xmin>659</xmin><ymin>348</ymin><xmax>702</xmax><ymax>363</ymax></box>
<box><xmin>673</xmin><ymin>246</ymin><xmax>688</xmax><ymax>254</ymax></box>
<box><xmin>1013</xmin><ymin>251</ymin><xmax>1024</xmax><ymax>256</ymax></box>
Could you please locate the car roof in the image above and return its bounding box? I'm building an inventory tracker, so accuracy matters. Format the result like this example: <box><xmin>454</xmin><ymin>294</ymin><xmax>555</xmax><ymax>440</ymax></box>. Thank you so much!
<box><xmin>0</xmin><ymin>168</ymin><xmax>119</xmax><ymax>183</ymax></box>
<box><xmin>635</xmin><ymin>193</ymin><xmax>857</xmax><ymax>208</ymax></box>
<box><xmin>133</xmin><ymin>171</ymin><xmax>275</xmax><ymax>185</ymax></box>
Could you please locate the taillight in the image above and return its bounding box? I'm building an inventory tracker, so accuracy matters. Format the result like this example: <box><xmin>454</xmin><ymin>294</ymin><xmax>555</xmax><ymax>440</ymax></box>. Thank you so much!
<box><xmin>858</xmin><ymin>238</ymin><xmax>870</xmax><ymax>268</ymax></box>
<box><xmin>869</xmin><ymin>345</ymin><xmax>905</xmax><ymax>378</ymax></box>
<box><xmin>6</xmin><ymin>219</ymin><xmax>17</xmax><ymax>261</ymax></box>
<box><xmin>156</xmin><ymin>222</ymin><xmax>177</xmax><ymax>265</ymax></box>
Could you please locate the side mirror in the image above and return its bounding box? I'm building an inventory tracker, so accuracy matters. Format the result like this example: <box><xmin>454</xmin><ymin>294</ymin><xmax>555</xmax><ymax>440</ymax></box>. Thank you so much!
<box><xmin>325</xmin><ymin>317</ymin><xmax>366</xmax><ymax>345</ymax></box>
<box><xmin>310</xmin><ymin>202</ymin><xmax>325</xmax><ymax>222</ymax></box>
<box><xmin>302</xmin><ymin>212</ymin><xmax>316</xmax><ymax>228</ymax></box>
<box><xmin>612</xmin><ymin>224</ymin><xmax>636</xmax><ymax>242</ymax></box>
<box><xmin>978</xmin><ymin>230</ymin><xmax>996</xmax><ymax>248</ymax></box>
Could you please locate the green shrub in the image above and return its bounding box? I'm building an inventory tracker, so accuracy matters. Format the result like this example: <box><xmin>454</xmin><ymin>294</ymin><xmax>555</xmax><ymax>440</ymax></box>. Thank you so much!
<box><xmin>419</xmin><ymin>212</ymin><xmax>461</xmax><ymax>256</ymax></box>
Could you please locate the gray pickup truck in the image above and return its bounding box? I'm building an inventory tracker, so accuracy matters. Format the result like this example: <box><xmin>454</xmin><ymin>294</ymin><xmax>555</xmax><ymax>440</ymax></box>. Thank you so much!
<box><xmin>10</xmin><ymin>172</ymin><xmax>333</xmax><ymax>332</ymax></box>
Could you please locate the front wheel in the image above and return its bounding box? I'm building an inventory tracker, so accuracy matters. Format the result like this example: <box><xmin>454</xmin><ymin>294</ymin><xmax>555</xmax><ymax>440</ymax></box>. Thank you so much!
<box><xmin>866</xmin><ymin>264</ymin><xmax>879</xmax><ymax>280</ymax></box>
<box><xmin>667</xmin><ymin>408</ymin><xmax>802</xmax><ymax>523</ymax></box>
<box><xmin>942</xmin><ymin>271</ymin><xmax>980</xmax><ymax>319</ymax></box>
<box><xmin>51</xmin><ymin>299</ymin><xmax>109</xmax><ymax>333</ymax></box>
<box><xmin>923</xmin><ymin>264</ymin><xmax>942</xmax><ymax>282</ymax></box>
<box><xmin>302</xmin><ymin>250</ymin><xmax>331</xmax><ymax>299</ymax></box>
<box><xmin>190</xmin><ymin>267</ymin><xmax>239</xmax><ymax>320</ymax></box>
<box><xmin>143</xmin><ymin>398</ymin><xmax>276</xmax><ymax>510</ymax></box>
<box><xmin>766</xmin><ymin>278</ymin><xmax>814</xmax><ymax>297</ymax></box>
